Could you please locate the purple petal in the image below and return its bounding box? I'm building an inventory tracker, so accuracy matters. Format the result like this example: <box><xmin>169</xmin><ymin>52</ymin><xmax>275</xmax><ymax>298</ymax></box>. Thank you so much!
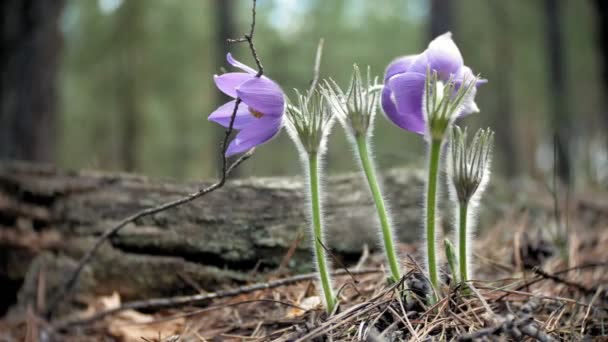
<box><xmin>227</xmin><ymin>53</ymin><xmax>257</xmax><ymax>74</ymax></box>
<box><xmin>236</xmin><ymin>77</ymin><xmax>285</xmax><ymax>117</ymax></box>
<box><xmin>409</xmin><ymin>32</ymin><xmax>463</xmax><ymax>80</ymax></box>
<box><xmin>208</xmin><ymin>100</ymin><xmax>257</xmax><ymax>129</ymax></box>
<box><xmin>453</xmin><ymin>66</ymin><xmax>482</xmax><ymax>116</ymax></box>
<box><xmin>214</xmin><ymin>73</ymin><xmax>254</xmax><ymax>98</ymax></box>
<box><xmin>457</xmin><ymin>81</ymin><xmax>480</xmax><ymax>117</ymax></box>
<box><xmin>386</xmin><ymin>72</ymin><xmax>426</xmax><ymax>134</ymax></box>
<box><xmin>226</xmin><ymin>115</ymin><xmax>283</xmax><ymax>156</ymax></box>
<box><xmin>455</xmin><ymin>66</ymin><xmax>487</xmax><ymax>86</ymax></box>
<box><xmin>381</xmin><ymin>86</ymin><xmax>399</xmax><ymax>122</ymax></box>
<box><xmin>384</xmin><ymin>55</ymin><xmax>418</xmax><ymax>83</ymax></box>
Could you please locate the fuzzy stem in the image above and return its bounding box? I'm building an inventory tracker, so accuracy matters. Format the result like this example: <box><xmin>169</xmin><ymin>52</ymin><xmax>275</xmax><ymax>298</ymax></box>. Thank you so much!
<box><xmin>426</xmin><ymin>138</ymin><xmax>442</xmax><ymax>302</ymax></box>
<box><xmin>459</xmin><ymin>202</ymin><xmax>469</xmax><ymax>282</ymax></box>
<box><xmin>355</xmin><ymin>135</ymin><xmax>401</xmax><ymax>282</ymax></box>
<box><xmin>308</xmin><ymin>152</ymin><xmax>336</xmax><ymax>313</ymax></box>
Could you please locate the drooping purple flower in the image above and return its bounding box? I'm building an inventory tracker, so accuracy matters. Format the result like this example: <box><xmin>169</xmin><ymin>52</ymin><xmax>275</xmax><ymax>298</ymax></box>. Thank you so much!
<box><xmin>209</xmin><ymin>53</ymin><xmax>285</xmax><ymax>156</ymax></box>
<box><xmin>382</xmin><ymin>32</ymin><xmax>486</xmax><ymax>135</ymax></box>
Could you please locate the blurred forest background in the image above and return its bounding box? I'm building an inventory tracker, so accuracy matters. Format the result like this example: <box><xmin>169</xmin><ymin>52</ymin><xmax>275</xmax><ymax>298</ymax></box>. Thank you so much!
<box><xmin>2</xmin><ymin>0</ymin><xmax>608</xmax><ymax>188</ymax></box>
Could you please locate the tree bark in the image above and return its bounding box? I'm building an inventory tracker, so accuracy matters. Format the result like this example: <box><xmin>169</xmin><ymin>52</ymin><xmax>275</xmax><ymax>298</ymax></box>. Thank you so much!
<box><xmin>0</xmin><ymin>0</ymin><xmax>64</xmax><ymax>163</ymax></box>
<box><xmin>429</xmin><ymin>0</ymin><xmax>452</xmax><ymax>39</ymax></box>
<box><xmin>0</xmin><ymin>162</ymin><xmax>506</xmax><ymax>315</ymax></box>
<box><xmin>593</xmin><ymin>0</ymin><xmax>608</xmax><ymax>147</ymax></box>
<box><xmin>544</xmin><ymin>0</ymin><xmax>571</xmax><ymax>183</ymax></box>
<box><xmin>489</xmin><ymin>0</ymin><xmax>518</xmax><ymax>177</ymax></box>
<box><xmin>116</xmin><ymin>0</ymin><xmax>142</xmax><ymax>172</ymax></box>
<box><xmin>213</xmin><ymin>0</ymin><xmax>241</xmax><ymax>177</ymax></box>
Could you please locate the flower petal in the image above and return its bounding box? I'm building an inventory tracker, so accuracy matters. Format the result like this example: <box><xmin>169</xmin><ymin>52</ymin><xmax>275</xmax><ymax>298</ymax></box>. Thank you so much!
<box><xmin>455</xmin><ymin>66</ymin><xmax>487</xmax><ymax>85</ymax></box>
<box><xmin>227</xmin><ymin>53</ymin><xmax>257</xmax><ymax>74</ymax></box>
<box><xmin>214</xmin><ymin>73</ymin><xmax>254</xmax><ymax>98</ymax></box>
<box><xmin>208</xmin><ymin>100</ymin><xmax>257</xmax><ymax>129</ymax></box>
<box><xmin>384</xmin><ymin>55</ymin><xmax>418</xmax><ymax>83</ymax></box>
<box><xmin>453</xmin><ymin>66</ymin><xmax>483</xmax><ymax>116</ymax></box>
<box><xmin>226</xmin><ymin>115</ymin><xmax>283</xmax><ymax>156</ymax></box>
<box><xmin>409</xmin><ymin>32</ymin><xmax>463</xmax><ymax>80</ymax></box>
<box><xmin>381</xmin><ymin>86</ymin><xmax>399</xmax><ymax>122</ymax></box>
<box><xmin>386</xmin><ymin>72</ymin><xmax>426</xmax><ymax>134</ymax></box>
<box><xmin>457</xmin><ymin>82</ymin><xmax>480</xmax><ymax>117</ymax></box>
<box><xmin>236</xmin><ymin>77</ymin><xmax>285</xmax><ymax>117</ymax></box>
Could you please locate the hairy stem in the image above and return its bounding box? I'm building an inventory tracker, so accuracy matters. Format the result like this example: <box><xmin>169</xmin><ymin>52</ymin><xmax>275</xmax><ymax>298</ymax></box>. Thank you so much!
<box><xmin>308</xmin><ymin>152</ymin><xmax>336</xmax><ymax>313</ymax></box>
<box><xmin>459</xmin><ymin>202</ymin><xmax>469</xmax><ymax>282</ymax></box>
<box><xmin>426</xmin><ymin>138</ymin><xmax>442</xmax><ymax>301</ymax></box>
<box><xmin>355</xmin><ymin>135</ymin><xmax>401</xmax><ymax>282</ymax></box>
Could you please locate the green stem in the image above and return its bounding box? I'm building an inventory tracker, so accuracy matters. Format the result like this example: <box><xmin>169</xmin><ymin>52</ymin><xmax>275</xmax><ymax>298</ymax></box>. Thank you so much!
<box><xmin>308</xmin><ymin>153</ymin><xmax>336</xmax><ymax>313</ymax></box>
<box><xmin>355</xmin><ymin>136</ymin><xmax>401</xmax><ymax>282</ymax></box>
<box><xmin>459</xmin><ymin>202</ymin><xmax>468</xmax><ymax>282</ymax></box>
<box><xmin>426</xmin><ymin>138</ymin><xmax>442</xmax><ymax>301</ymax></box>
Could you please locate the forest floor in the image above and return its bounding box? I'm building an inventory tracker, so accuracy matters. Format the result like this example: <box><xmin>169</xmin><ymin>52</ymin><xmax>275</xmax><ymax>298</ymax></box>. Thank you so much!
<box><xmin>1</xmin><ymin>188</ymin><xmax>608</xmax><ymax>341</ymax></box>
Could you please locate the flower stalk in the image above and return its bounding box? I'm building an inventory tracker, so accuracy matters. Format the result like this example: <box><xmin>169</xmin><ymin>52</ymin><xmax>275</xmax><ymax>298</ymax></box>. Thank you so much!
<box><xmin>423</xmin><ymin>71</ymin><xmax>478</xmax><ymax>301</ymax></box>
<box><xmin>285</xmin><ymin>90</ymin><xmax>336</xmax><ymax>313</ymax></box>
<box><xmin>458</xmin><ymin>202</ymin><xmax>468</xmax><ymax>281</ymax></box>
<box><xmin>425</xmin><ymin>137</ymin><xmax>442</xmax><ymax>301</ymax></box>
<box><xmin>355</xmin><ymin>135</ymin><xmax>401</xmax><ymax>282</ymax></box>
<box><xmin>448</xmin><ymin>126</ymin><xmax>494</xmax><ymax>283</ymax></box>
<box><xmin>308</xmin><ymin>151</ymin><xmax>336</xmax><ymax>313</ymax></box>
<box><xmin>324</xmin><ymin>65</ymin><xmax>402</xmax><ymax>283</ymax></box>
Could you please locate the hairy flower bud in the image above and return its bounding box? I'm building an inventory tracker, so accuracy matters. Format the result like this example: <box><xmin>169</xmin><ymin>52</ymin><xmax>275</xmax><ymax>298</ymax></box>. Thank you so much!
<box><xmin>425</xmin><ymin>70</ymin><xmax>478</xmax><ymax>141</ymax></box>
<box><xmin>285</xmin><ymin>89</ymin><xmax>335</xmax><ymax>156</ymax></box>
<box><xmin>448</xmin><ymin>126</ymin><xmax>494</xmax><ymax>204</ymax></box>
<box><xmin>322</xmin><ymin>65</ymin><xmax>380</xmax><ymax>138</ymax></box>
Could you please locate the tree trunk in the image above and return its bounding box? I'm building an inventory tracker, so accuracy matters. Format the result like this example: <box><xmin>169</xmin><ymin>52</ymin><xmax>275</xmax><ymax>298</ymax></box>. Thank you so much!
<box><xmin>0</xmin><ymin>0</ymin><xmax>64</xmax><ymax>163</ymax></box>
<box><xmin>429</xmin><ymin>0</ymin><xmax>452</xmax><ymax>39</ymax></box>
<box><xmin>213</xmin><ymin>0</ymin><xmax>241</xmax><ymax>177</ymax></box>
<box><xmin>544</xmin><ymin>0</ymin><xmax>571</xmax><ymax>183</ymax></box>
<box><xmin>490</xmin><ymin>1</ymin><xmax>518</xmax><ymax>177</ymax></box>
<box><xmin>116</xmin><ymin>0</ymin><xmax>142</xmax><ymax>172</ymax></box>
<box><xmin>593</xmin><ymin>0</ymin><xmax>608</xmax><ymax>147</ymax></box>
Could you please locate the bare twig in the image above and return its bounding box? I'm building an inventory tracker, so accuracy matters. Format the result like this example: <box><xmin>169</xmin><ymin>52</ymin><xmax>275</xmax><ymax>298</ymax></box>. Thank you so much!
<box><xmin>533</xmin><ymin>267</ymin><xmax>598</xmax><ymax>296</ymax></box>
<box><xmin>44</xmin><ymin>0</ymin><xmax>263</xmax><ymax>320</ymax></box>
<box><xmin>54</xmin><ymin>268</ymin><xmax>381</xmax><ymax>329</ymax></box>
<box><xmin>495</xmin><ymin>262</ymin><xmax>608</xmax><ymax>302</ymax></box>
<box><xmin>317</xmin><ymin>237</ymin><xmax>359</xmax><ymax>284</ymax></box>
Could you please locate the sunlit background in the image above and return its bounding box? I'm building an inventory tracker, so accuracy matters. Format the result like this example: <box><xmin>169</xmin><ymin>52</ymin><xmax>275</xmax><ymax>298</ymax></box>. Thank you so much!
<box><xmin>12</xmin><ymin>0</ymin><xmax>608</xmax><ymax>187</ymax></box>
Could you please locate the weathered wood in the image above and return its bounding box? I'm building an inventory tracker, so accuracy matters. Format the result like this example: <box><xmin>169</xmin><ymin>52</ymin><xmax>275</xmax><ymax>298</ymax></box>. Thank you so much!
<box><xmin>0</xmin><ymin>162</ymin><xmax>502</xmax><ymax>314</ymax></box>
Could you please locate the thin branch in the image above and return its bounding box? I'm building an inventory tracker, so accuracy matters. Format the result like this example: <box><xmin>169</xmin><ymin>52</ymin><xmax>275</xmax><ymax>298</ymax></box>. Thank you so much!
<box><xmin>317</xmin><ymin>237</ymin><xmax>359</xmax><ymax>284</ymax></box>
<box><xmin>54</xmin><ymin>268</ymin><xmax>382</xmax><ymax>329</ymax></box>
<box><xmin>44</xmin><ymin>0</ymin><xmax>262</xmax><ymax>319</ymax></box>
<box><xmin>532</xmin><ymin>267</ymin><xmax>599</xmax><ymax>296</ymax></box>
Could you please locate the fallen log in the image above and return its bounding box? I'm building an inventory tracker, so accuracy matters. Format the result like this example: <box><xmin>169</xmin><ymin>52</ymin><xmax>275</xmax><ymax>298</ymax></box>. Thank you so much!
<box><xmin>0</xmin><ymin>161</ymin><xmax>501</xmax><ymax>315</ymax></box>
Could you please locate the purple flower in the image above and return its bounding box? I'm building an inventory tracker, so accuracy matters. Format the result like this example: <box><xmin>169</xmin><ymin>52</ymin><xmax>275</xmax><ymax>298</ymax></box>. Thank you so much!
<box><xmin>382</xmin><ymin>32</ymin><xmax>485</xmax><ymax>135</ymax></box>
<box><xmin>209</xmin><ymin>53</ymin><xmax>285</xmax><ymax>156</ymax></box>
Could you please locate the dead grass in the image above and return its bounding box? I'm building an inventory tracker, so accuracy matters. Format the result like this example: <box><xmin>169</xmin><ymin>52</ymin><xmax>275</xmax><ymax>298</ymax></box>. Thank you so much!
<box><xmin>2</xmin><ymin>190</ymin><xmax>608</xmax><ymax>341</ymax></box>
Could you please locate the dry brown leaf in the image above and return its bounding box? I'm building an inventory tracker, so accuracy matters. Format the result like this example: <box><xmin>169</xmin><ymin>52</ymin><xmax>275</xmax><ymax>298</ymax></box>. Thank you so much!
<box><xmin>286</xmin><ymin>296</ymin><xmax>321</xmax><ymax>318</ymax></box>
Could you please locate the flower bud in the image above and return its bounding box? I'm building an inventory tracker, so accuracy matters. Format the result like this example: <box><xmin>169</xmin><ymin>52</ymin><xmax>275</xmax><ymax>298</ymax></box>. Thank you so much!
<box><xmin>425</xmin><ymin>70</ymin><xmax>478</xmax><ymax>140</ymax></box>
<box><xmin>285</xmin><ymin>89</ymin><xmax>335</xmax><ymax>156</ymax></box>
<box><xmin>322</xmin><ymin>65</ymin><xmax>380</xmax><ymax>138</ymax></box>
<box><xmin>448</xmin><ymin>126</ymin><xmax>494</xmax><ymax>204</ymax></box>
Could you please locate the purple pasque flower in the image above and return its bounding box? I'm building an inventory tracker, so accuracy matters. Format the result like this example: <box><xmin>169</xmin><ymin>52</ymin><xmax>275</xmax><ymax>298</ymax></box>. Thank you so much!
<box><xmin>382</xmin><ymin>32</ymin><xmax>485</xmax><ymax>135</ymax></box>
<box><xmin>209</xmin><ymin>53</ymin><xmax>285</xmax><ymax>156</ymax></box>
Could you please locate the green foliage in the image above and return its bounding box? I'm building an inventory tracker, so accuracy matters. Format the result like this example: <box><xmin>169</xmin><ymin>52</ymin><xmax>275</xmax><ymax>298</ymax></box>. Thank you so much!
<box><xmin>59</xmin><ymin>0</ymin><xmax>601</xmax><ymax>180</ymax></box>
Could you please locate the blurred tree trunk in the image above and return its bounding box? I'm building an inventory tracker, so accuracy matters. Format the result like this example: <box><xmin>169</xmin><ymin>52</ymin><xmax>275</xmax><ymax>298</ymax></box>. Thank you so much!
<box><xmin>489</xmin><ymin>1</ymin><xmax>518</xmax><ymax>177</ymax></box>
<box><xmin>116</xmin><ymin>1</ymin><xmax>142</xmax><ymax>172</ymax></box>
<box><xmin>593</xmin><ymin>0</ymin><xmax>608</xmax><ymax>146</ymax></box>
<box><xmin>544</xmin><ymin>0</ymin><xmax>571</xmax><ymax>183</ymax></box>
<box><xmin>429</xmin><ymin>0</ymin><xmax>452</xmax><ymax>38</ymax></box>
<box><xmin>213</xmin><ymin>0</ymin><xmax>240</xmax><ymax>176</ymax></box>
<box><xmin>0</xmin><ymin>0</ymin><xmax>64</xmax><ymax>162</ymax></box>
